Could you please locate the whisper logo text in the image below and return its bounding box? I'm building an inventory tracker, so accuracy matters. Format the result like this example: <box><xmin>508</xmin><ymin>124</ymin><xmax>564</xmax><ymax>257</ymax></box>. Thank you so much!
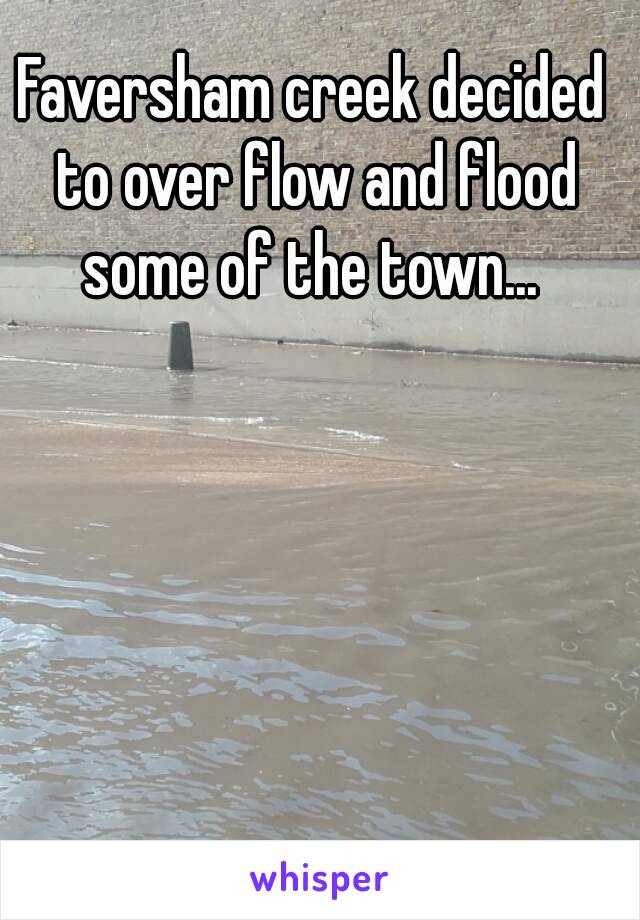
<box><xmin>250</xmin><ymin>860</ymin><xmax>389</xmax><ymax>901</ymax></box>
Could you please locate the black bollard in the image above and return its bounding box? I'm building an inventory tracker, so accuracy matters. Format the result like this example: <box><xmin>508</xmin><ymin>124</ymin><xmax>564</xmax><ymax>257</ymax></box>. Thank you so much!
<box><xmin>167</xmin><ymin>321</ymin><xmax>194</xmax><ymax>371</ymax></box>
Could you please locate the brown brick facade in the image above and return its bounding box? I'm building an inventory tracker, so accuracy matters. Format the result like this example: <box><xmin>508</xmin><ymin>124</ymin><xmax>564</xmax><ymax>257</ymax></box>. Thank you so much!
<box><xmin>1</xmin><ymin>0</ymin><xmax>638</xmax><ymax>259</ymax></box>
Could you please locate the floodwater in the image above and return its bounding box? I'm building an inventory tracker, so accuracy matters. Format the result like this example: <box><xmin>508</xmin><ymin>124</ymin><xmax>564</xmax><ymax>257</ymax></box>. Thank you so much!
<box><xmin>2</xmin><ymin>330</ymin><xmax>640</xmax><ymax>839</ymax></box>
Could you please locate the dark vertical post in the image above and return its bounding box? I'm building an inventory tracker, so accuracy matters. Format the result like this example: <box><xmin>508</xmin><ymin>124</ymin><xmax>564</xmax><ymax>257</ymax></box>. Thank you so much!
<box><xmin>167</xmin><ymin>321</ymin><xmax>194</xmax><ymax>371</ymax></box>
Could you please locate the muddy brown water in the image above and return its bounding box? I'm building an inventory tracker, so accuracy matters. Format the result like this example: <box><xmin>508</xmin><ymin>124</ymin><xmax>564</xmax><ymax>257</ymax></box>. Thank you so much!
<box><xmin>2</xmin><ymin>331</ymin><xmax>640</xmax><ymax>838</ymax></box>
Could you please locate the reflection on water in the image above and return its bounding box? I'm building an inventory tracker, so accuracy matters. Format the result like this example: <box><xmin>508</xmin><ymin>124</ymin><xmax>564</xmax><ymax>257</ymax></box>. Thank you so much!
<box><xmin>4</xmin><ymin>340</ymin><xmax>640</xmax><ymax>483</ymax></box>
<box><xmin>2</xmin><ymin>341</ymin><xmax>640</xmax><ymax>838</ymax></box>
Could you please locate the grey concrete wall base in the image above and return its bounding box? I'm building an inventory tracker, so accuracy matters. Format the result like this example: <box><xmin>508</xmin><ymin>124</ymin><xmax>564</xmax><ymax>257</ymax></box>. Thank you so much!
<box><xmin>0</xmin><ymin>256</ymin><xmax>638</xmax><ymax>362</ymax></box>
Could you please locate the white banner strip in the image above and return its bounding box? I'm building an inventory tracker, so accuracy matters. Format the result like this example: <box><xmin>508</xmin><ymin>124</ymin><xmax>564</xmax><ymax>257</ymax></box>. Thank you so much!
<box><xmin>1</xmin><ymin>840</ymin><xmax>638</xmax><ymax>920</ymax></box>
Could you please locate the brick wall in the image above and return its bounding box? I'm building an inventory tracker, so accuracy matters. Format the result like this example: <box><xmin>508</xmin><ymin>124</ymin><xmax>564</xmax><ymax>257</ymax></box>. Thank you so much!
<box><xmin>1</xmin><ymin>0</ymin><xmax>638</xmax><ymax>259</ymax></box>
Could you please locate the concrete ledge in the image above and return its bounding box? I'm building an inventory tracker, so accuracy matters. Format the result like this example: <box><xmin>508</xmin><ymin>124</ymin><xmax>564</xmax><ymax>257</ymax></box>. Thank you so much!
<box><xmin>0</xmin><ymin>255</ymin><xmax>638</xmax><ymax>362</ymax></box>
